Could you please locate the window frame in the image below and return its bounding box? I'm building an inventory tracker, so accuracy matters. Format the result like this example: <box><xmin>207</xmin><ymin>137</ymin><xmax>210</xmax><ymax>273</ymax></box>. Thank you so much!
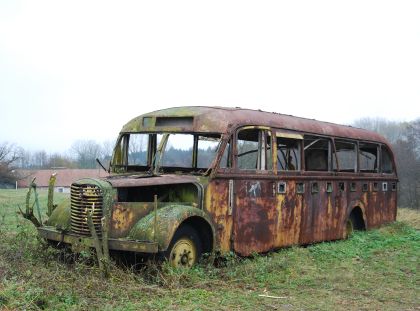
<box><xmin>303</xmin><ymin>135</ymin><xmax>333</xmax><ymax>172</ymax></box>
<box><xmin>358</xmin><ymin>141</ymin><xmax>380</xmax><ymax>173</ymax></box>
<box><xmin>234</xmin><ymin>126</ymin><xmax>274</xmax><ymax>172</ymax></box>
<box><xmin>380</xmin><ymin>145</ymin><xmax>395</xmax><ymax>174</ymax></box>
<box><xmin>274</xmin><ymin>130</ymin><xmax>303</xmax><ymax>172</ymax></box>
<box><xmin>332</xmin><ymin>138</ymin><xmax>358</xmax><ymax>173</ymax></box>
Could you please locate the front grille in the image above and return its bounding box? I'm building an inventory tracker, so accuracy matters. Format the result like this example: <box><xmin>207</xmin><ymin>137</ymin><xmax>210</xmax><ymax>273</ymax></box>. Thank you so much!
<box><xmin>70</xmin><ymin>183</ymin><xmax>103</xmax><ymax>236</ymax></box>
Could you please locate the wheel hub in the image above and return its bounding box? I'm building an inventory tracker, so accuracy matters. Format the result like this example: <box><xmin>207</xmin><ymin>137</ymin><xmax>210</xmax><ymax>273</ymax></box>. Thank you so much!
<box><xmin>169</xmin><ymin>237</ymin><xmax>197</xmax><ymax>268</ymax></box>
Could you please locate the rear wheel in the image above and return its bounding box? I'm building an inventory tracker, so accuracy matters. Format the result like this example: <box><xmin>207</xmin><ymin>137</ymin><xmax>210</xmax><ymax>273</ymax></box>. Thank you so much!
<box><xmin>166</xmin><ymin>225</ymin><xmax>202</xmax><ymax>268</ymax></box>
<box><xmin>345</xmin><ymin>215</ymin><xmax>355</xmax><ymax>238</ymax></box>
<box><xmin>345</xmin><ymin>209</ymin><xmax>365</xmax><ymax>238</ymax></box>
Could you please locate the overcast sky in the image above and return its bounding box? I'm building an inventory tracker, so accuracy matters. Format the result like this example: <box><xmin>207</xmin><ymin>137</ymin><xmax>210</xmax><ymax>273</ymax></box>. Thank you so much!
<box><xmin>1</xmin><ymin>0</ymin><xmax>419</xmax><ymax>153</ymax></box>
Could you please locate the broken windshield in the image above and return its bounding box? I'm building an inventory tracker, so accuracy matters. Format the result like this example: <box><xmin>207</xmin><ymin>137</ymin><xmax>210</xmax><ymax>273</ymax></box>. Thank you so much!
<box><xmin>112</xmin><ymin>133</ymin><xmax>222</xmax><ymax>174</ymax></box>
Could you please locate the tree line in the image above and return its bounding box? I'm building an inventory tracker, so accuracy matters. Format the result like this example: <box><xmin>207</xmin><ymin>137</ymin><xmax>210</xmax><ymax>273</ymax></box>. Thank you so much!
<box><xmin>0</xmin><ymin>139</ymin><xmax>114</xmax><ymax>187</ymax></box>
<box><xmin>353</xmin><ymin>117</ymin><xmax>420</xmax><ymax>209</ymax></box>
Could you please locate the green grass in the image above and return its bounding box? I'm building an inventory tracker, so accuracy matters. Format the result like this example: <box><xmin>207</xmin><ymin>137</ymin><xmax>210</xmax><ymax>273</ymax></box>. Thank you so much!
<box><xmin>0</xmin><ymin>189</ymin><xmax>419</xmax><ymax>310</ymax></box>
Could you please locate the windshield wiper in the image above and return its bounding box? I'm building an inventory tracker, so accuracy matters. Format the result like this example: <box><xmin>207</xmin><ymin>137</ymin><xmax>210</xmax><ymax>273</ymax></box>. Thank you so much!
<box><xmin>96</xmin><ymin>158</ymin><xmax>108</xmax><ymax>173</ymax></box>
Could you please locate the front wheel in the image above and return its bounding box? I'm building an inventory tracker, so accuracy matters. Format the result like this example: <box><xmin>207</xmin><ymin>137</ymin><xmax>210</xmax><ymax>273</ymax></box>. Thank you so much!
<box><xmin>165</xmin><ymin>225</ymin><xmax>202</xmax><ymax>268</ymax></box>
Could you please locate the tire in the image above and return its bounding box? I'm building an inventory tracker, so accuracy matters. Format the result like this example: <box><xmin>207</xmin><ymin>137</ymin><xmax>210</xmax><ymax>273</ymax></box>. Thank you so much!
<box><xmin>165</xmin><ymin>225</ymin><xmax>202</xmax><ymax>268</ymax></box>
<box><xmin>345</xmin><ymin>215</ymin><xmax>354</xmax><ymax>238</ymax></box>
<box><xmin>345</xmin><ymin>208</ymin><xmax>366</xmax><ymax>238</ymax></box>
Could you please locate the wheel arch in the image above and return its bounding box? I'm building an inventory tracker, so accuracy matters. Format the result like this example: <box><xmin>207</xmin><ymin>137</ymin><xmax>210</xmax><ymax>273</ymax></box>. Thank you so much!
<box><xmin>345</xmin><ymin>200</ymin><xmax>367</xmax><ymax>234</ymax></box>
<box><xmin>177</xmin><ymin>216</ymin><xmax>214</xmax><ymax>254</ymax></box>
<box><xmin>128</xmin><ymin>204</ymin><xmax>215</xmax><ymax>252</ymax></box>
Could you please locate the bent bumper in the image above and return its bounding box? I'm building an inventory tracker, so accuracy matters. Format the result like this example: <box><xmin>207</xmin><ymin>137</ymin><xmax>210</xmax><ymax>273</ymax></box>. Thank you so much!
<box><xmin>38</xmin><ymin>227</ymin><xmax>159</xmax><ymax>253</ymax></box>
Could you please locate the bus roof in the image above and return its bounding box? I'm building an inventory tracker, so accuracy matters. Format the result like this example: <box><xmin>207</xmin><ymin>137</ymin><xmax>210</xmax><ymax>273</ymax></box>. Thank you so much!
<box><xmin>121</xmin><ymin>106</ymin><xmax>389</xmax><ymax>144</ymax></box>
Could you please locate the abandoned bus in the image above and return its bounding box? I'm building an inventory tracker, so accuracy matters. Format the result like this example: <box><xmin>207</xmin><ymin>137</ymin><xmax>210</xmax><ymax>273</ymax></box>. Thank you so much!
<box><xmin>38</xmin><ymin>107</ymin><xmax>398</xmax><ymax>267</ymax></box>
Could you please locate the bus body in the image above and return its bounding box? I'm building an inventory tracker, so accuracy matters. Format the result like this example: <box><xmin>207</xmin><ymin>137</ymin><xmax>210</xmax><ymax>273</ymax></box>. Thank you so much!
<box><xmin>39</xmin><ymin>107</ymin><xmax>398</xmax><ymax>266</ymax></box>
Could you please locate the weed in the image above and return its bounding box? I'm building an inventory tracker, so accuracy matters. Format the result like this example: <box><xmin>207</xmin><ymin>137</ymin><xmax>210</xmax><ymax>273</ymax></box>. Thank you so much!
<box><xmin>0</xmin><ymin>190</ymin><xmax>419</xmax><ymax>310</ymax></box>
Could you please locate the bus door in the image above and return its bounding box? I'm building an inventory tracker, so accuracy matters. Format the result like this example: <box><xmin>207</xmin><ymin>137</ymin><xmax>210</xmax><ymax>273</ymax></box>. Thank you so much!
<box><xmin>232</xmin><ymin>127</ymin><xmax>277</xmax><ymax>256</ymax></box>
<box><xmin>273</xmin><ymin>131</ymin><xmax>304</xmax><ymax>247</ymax></box>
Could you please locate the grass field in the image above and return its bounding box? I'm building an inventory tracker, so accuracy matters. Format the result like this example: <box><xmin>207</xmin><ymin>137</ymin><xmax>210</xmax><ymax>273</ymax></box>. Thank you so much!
<box><xmin>0</xmin><ymin>189</ymin><xmax>419</xmax><ymax>310</ymax></box>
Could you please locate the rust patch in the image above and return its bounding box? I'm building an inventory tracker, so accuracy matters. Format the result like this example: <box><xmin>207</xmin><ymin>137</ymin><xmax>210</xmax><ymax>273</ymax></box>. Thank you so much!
<box><xmin>233</xmin><ymin>179</ymin><xmax>277</xmax><ymax>255</ymax></box>
<box><xmin>204</xmin><ymin>180</ymin><xmax>232</xmax><ymax>253</ymax></box>
<box><xmin>110</xmin><ymin>202</ymin><xmax>154</xmax><ymax>238</ymax></box>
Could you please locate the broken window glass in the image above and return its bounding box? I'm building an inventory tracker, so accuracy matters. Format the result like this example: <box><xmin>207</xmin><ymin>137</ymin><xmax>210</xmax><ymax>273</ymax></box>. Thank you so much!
<box><xmin>304</xmin><ymin>136</ymin><xmax>330</xmax><ymax>171</ymax></box>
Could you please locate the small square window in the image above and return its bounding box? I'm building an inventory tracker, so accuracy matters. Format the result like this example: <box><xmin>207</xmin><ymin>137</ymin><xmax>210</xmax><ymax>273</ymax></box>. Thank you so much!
<box><xmin>391</xmin><ymin>182</ymin><xmax>397</xmax><ymax>191</ymax></box>
<box><xmin>350</xmin><ymin>182</ymin><xmax>357</xmax><ymax>192</ymax></box>
<box><xmin>382</xmin><ymin>182</ymin><xmax>388</xmax><ymax>192</ymax></box>
<box><xmin>373</xmin><ymin>182</ymin><xmax>379</xmax><ymax>192</ymax></box>
<box><xmin>142</xmin><ymin>117</ymin><xmax>154</xmax><ymax>127</ymax></box>
<box><xmin>338</xmin><ymin>182</ymin><xmax>345</xmax><ymax>192</ymax></box>
<box><xmin>311</xmin><ymin>182</ymin><xmax>319</xmax><ymax>194</ymax></box>
<box><xmin>296</xmin><ymin>182</ymin><xmax>305</xmax><ymax>194</ymax></box>
<box><xmin>326</xmin><ymin>182</ymin><xmax>333</xmax><ymax>193</ymax></box>
<box><xmin>362</xmin><ymin>183</ymin><xmax>369</xmax><ymax>192</ymax></box>
<box><xmin>278</xmin><ymin>182</ymin><xmax>287</xmax><ymax>194</ymax></box>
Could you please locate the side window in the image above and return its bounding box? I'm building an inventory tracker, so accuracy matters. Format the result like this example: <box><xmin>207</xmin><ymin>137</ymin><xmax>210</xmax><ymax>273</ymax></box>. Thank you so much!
<box><xmin>237</xmin><ymin>128</ymin><xmax>272</xmax><ymax>170</ymax></box>
<box><xmin>381</xmin><ymin>146</ymin><xmax>394</xmax><ymax>173</ymax></box>
<box><xmin>359</xmin><ymin>142</ymin><xmax>378</xmax><ymax>172</ymax></box>
<box><xmin>197</xmin><ymin>135</ymin><xmax>220</xmax><ymax>168</ymax></box>
<box><xmin>276</xmin><ymin>134</ymin><xmax>301</xmax><ymax>171</ymax></box>
<box><xmin>113</xmin><ymin>135</ymin><xmax>127</xmax><ymax>166</ymax></box>
<box><xmin>304</xmin><ymin>136</ymin><xmax>330</xmax><ymax>171</ymax></box>
<box><xmin>220</xmin><ymin>139</ymin><xmax>231</xmax><ymax>168</ymax></box>
<box><xmin>334</xmin><ymin>140</ymin><xmax>357</xmax><ymax>172</ymax></box>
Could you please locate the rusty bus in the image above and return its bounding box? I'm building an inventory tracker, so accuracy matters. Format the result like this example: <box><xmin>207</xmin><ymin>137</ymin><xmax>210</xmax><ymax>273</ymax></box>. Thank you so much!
<box><xmin>37</xmin><ymin>107</ymin><xmax>398</xmax><ymax>267</ymax></box>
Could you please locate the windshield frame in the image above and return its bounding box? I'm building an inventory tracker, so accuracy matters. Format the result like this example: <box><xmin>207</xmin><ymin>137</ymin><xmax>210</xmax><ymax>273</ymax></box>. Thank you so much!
<box><xmin>110</xmin><ymin>132</ymin><xmax>224</xmax><ymax>175</ymax></box>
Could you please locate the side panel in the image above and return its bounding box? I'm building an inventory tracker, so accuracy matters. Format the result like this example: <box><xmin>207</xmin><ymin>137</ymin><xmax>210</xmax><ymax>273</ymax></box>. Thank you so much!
<box><xmin>365</xmin><ymin>180</ymin><xmax>397</xmax><ymax>228</ymax></box>
<box><xmin>110</xmin><ymin>202</ymin><xmax>155</xmax><ymax>238</ymax></box>
<box><xmin>204</xmin><ymin>179</ymin><xmax>233</xmax><ymax>253</ymax></box>
<box><xmin>299</xmin><ymin>181</ymin><xmax>335</xmax><ymax>244</ymax></box>
<box><xmin>276</xmin><ymin>180</ymin><xmax>345</xmax><ymax>247</ymax></box>
<box><xmin>216</xmin><ymin>176</ymin><xmax>397</xmax><ymax>256</ymax></box>
<box><xmin>274</xmin><ymin>181</ymin><xmax>303</xmax><ymax>246</ymax></box>
<box><xmin>233</xmin><ymin>179</ymin><xmax>277</xmax><ymax>255</ymax></box>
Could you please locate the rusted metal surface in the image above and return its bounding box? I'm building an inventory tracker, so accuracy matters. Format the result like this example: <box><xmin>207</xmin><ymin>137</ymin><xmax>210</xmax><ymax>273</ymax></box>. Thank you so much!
<box><xmin>107</xmin><ymin>174</ymin><xmax>199</xmax><ymax>188</ymax></box>
<box><xmin>121</xmin><ymin>106</ymin><xmax>389</xmax><ymax>144</ymax></box>
<box><xmin>212</xmin><ymin>174</ymin><xmax>397</xmax><ymax>256</ymax></box>
<box><xmin>38</xmin><ymin>227</ymin><xmax>158</xmax><ymax>253</ymax></box>
<box><xmin>110</xmin><ymin>202</ymin><xmax>154</xmax><ymax>238</ymax></box>
<box><xmin>205</xmin><ymin>180</ymin><xmax>233</xmax><ymax>252</ymax></box>
<box><xmin>127</xmin><ymin>204</ymin><xmax>215</xmax><ymax>252</ymax></box>
<box><xmin>40</xmin><ymin>106</ymin><xmax>398</xmax><ymax>260</ymax></box>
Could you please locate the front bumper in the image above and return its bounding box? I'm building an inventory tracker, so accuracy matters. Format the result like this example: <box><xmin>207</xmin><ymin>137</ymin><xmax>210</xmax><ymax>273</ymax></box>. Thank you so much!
<box><xmin>38</xmin><ymin>227</ymin><xmax>159</xmax><ymax>253</ymax></box>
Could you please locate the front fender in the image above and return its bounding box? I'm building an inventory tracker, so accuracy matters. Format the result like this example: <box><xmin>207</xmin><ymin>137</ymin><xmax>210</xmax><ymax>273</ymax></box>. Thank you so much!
<box><xmin>45</xmin><ymin>199</ymin><xmax>71</xmax><ymax>231</ymax></box>
<box><xmin>128</xmin><ymin>204</ymin><xmax>214</xmax><ymax>251</ymax></box>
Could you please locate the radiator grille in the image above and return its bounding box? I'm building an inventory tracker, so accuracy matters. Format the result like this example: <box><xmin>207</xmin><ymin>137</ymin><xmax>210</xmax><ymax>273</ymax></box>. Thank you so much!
<box><xmin>70</xmin><ymin>183</ymin><xmax>103</xmax><ymax>236</ymax></box>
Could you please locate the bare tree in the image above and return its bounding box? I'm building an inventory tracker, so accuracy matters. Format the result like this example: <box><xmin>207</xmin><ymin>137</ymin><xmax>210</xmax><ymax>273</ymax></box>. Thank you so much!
<box><xmin>32</xmin><ymin>150</ymin><xmax>48</xmax><ymax>168</ymax></box>
<box><xmin>71</xmin><ymin>140</ymin><xmax>102</xmax><ymax>169</ymax></box>
<box><xmin>47</xmin><ymin>152</ymin><xmax>77</xmax><ymax>169</ymax></box>
<box><xmin>17</xmin><ymin>147</ymin><xmax>31</xmax><ymax>169</ymax></box>
<box><xmin>353</xmin><ymin>118</ymin><xmax>420</xmax><ymax>209</ymax></box>
<box><xmin>101</xmin><ymin>139</ymin><xmax>115</xmax><ymax>162</ymax></box>
<box><xmin>0</xmin><ymin>142</ymin><xmax>20</xmax><ymax>187</ymax></box>
<box><xmin>353</xmin><ymin>117</ymin><xmax>404</xmax><ymax>144</ymax></box>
